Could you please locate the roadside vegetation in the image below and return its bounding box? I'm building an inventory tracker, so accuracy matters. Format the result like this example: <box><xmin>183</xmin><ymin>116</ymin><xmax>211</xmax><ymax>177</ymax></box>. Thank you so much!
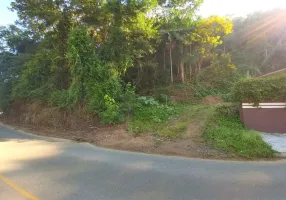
<box><xmin>233</xmin><ymin>75</ymin><xmax>286</xmax><ymax>104</ymax></box>
<box><xmin>128</xmin><ymin>94</ymin><xmax>275</xmax><ymax>158</ymax></box>
<box><xmin>1</xmin><ymin>1</ymin><xmax>285</xmax><ymax>159</ymax></box>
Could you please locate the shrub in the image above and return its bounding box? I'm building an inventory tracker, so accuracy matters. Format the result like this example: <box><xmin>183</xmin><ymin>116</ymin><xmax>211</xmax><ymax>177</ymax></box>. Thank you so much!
<box><xmin>191</xmin><ymin>84</ymin><xmax>218</xmax><ymax>98</ymax></box>
<box><xmin>0</xmin><ymin>53</ymin><xmax>29</xmax><ymax>110</ymax></box>
<box><xmin>197</xmin><ymin>53</ymin><xmax>241</xmax><ymax>94</ymax></box>
<box><xmin>156</xmin><ymin>93</ymin><xmax>173</xmax><ymax>105</ymax></box>
<box><xmin>12</xmin><ymin>50</ymin><xmax>55</xmax><ymax>101</ymax></box>
<box><xmin>134</xmin><ymin>97</ymin><xmax>177</xmax><ymax>122</ymax></box>
<box><xmin>86</xmin><ymin>77</ymin><xmax>123</xmax><ymax>113</ymax></box>
<box><xmin>120</xmin><ymin>83</ymin><xmax>137</xmax><ymax>116</ymax></box>
<box><xmin>49</xmin><ymin>89</ymin><xmax>75</xmax><ymax>109</ymax></box>
<box><xmin>100</xmin><ymin>95</ymin><xmax>123</xmax><ymax>124</ymax></box>
<box><xmin>66</xmin><ymin>27</ymin><xmax>124</xmax><ymax>124</ymax></box>
<box><xmin>0</xmin><ymin>82</ymin><xmax>12</xmax><ymax>111</ymax></box>
<box><xmin>137</xmin><ymin>96</ymin><xmax>159</xmax><ymax>107</ymax></box>
<box><xmin>233</xmin><ymin>75</ymin><xmax>286</xmax><ymax>104</ymax></box>
<box><xmin>128</xmin><ymin>96</ymin><xmax>179</xmax><ymax>134</ymax></box>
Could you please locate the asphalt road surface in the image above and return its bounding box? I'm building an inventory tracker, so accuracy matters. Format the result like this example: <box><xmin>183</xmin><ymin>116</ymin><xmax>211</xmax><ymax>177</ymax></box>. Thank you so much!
<box><xmin>1</xmin><ymin>124</ymin><xmax>286</xmax><ymax>200</ymax></box>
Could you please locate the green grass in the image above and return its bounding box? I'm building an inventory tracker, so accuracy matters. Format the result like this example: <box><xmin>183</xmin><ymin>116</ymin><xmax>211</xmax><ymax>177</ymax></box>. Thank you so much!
<box><xmin>128</xmin><ymin>104</ymin><xmax>183</xmax><ymax>138</ymax></box>
<box><xmin>128</xmin><ymin>103</ymin><xmax>215</xmax><ymax>139</ymax></box>
<box><xmin>129</xmin><ymin>100</ymin><xmax>274</xmax><ymax>159</ymax></box>
<box><xmin>204</xmin><ymin>104</ymin><xmax>275</xmax><ymax>158</ymax></box>
<box><xmin>157</xmin><ymin>120</ymin><xmax>189</xmax><ymax>139</ymax></box>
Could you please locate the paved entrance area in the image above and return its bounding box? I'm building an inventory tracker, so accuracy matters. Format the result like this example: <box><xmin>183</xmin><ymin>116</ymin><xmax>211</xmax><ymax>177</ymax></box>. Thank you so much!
<box><xmin>261</xmin><ymin>133</ymin><xmax>286</xmax><ymax>152</ymax></box>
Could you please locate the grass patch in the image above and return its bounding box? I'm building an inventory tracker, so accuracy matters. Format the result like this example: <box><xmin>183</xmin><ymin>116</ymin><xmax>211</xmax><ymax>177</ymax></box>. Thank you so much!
<box><xmin>129</xmin><ymin>100</ymin><xmax>274</xmax><ymax>159</ymax></box>
<box><xmin>157</xmin><ymin>121</ymin><xmax>189</xmax><ymax>139</ymax></box>
<box><xmin>204</xmin><ymin>104</ymin><xmax>275</xmax><ymax>158</ymax></box>
<box><xmin>128</xmin><ymin>103</ymin><xmax>183</xmax><ymax>138</ymax></box>
<box><xmin>128</xmin><ymin>101</ymin><xmax>215</xmax><ymax>140</ymax></box>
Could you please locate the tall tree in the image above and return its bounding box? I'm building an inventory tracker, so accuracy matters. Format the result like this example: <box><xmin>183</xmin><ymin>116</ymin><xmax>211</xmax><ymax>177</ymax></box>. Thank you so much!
<box><xmin>0</xmin><ymin>25</ymin><xmax>36</xmax><ymax>54</ymax></box>
<box><xmin>188</xmin><ymin>16</ymin><xmax>233</xmax><ymax>76</ymax></box>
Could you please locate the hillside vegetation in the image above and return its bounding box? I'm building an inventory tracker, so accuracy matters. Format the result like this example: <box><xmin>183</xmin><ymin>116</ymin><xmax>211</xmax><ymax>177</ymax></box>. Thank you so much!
<box><xmin>1</xmin><ymin>0</ymin><xmax>284</xmax><ymax>159</ymax></box>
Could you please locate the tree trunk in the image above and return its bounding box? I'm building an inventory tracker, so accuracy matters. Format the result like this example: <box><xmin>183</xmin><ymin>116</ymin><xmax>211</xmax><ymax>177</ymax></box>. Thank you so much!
<box><xmin>198</xmin><ymin>61</ymin><xmax>202</xmax><ymax>71</ymax></box>
<box><xmin>163</xmin><ymin>50</ymin><xmax>166</xmax><ymax>70</ymax></box>
<box><xmin>189</xmin><ymin>65</ymin><xmax>192</xmax><ymax>81</ymax></box>
<box><xmin>170</xmin><ymin>48</ymin><xmax>173</xmax><ymax>83</ymax></box>
<box><xmin>180</xmin><ymin>45</ymin><xmax>185</xmax><ymax>83</ymax></box>
<box><xmin>189</xmin><ymin>45</ymin><xmax>192</xmax><ymax>81</ymax></box>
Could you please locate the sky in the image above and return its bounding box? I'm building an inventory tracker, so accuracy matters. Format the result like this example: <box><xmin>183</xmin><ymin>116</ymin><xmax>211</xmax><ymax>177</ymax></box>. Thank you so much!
<box><xmin>0</xmin><ymin>0</ymin><xmax>16</xmax><ymax>26</ymax></box>
<box><xmin>1</xmin><ymin>0</ymin><xmax>286</xmax><ymax>26</ymax></box>
<box><xmin>199</xmin><ymin>0</ymin><xmax>286</xmax><ymax>17</ymax></box>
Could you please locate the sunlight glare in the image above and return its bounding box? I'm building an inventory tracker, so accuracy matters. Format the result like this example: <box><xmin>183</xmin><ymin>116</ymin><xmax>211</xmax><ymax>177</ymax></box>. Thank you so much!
<box><xmin>200</xmin><ymin>0</ymin><xmax>286</xmax><ymax>17</ymax></box>
<box><xmin>0</xmin><ymin>140</ymin><xmax>60</xmax><ymax>172</ymax></box>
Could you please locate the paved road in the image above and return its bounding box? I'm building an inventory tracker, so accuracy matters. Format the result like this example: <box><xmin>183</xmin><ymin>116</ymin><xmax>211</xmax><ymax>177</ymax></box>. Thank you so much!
<box><xmin>1</xmin><ymin>125</ymin><xmax>286</xmax><ymax>200</ymax></box>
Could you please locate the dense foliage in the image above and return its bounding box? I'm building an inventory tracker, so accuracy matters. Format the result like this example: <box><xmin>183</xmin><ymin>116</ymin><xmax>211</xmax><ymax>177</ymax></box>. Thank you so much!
<box><xmin>233</xmin><ymin>75</ymin><xmax>286</xmax><ymax>104</ymax></box>
<box><xmin>0</xmin><ymin>0</ymin><xmax>285</xmax><ymax>126</ymax></box>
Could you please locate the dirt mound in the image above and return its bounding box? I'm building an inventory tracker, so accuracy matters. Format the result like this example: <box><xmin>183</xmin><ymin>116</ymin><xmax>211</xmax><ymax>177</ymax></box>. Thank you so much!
<box><xmin>201</xmin><ymin>95</ymin><xmax>224</xmax><ymax>105</ymax></box>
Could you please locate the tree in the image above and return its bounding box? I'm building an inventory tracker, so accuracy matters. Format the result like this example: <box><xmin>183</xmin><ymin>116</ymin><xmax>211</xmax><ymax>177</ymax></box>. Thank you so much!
<box><xmin>0</xmin><ymin>25</ymin><xmax>37</xmax><ymax>54</ymax></box>
<box><xmin>8</xmin><ymin>0</ymin><xmax>161</xmax><ymax>115</ymax></box>
<box><xmin>154</xmin><ymin>0</ymin><xmax>203</xmax><ymax>84</ymax></box>
<box><xmin>188</xmin><ymin>16</ymin><xmax>233</xmax><ymax>77</ymax></box>
<box><xmin>0</xmin><ymin>25</ymin><xmax>35</xmax><ymax>110</ymax></box>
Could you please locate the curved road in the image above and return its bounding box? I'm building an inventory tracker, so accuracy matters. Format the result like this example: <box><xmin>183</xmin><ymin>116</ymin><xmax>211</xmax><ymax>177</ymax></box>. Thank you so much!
<box><xmin>0</xmin><ymin>125</ymin><xmax>285</xmax><ymax>200</ymax></box>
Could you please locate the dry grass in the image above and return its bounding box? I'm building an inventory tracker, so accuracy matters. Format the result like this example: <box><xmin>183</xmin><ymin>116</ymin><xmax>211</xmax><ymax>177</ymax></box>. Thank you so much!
<box><xmin>6</xmin><ymin>101</ymin><xmax>100</xmax><ymax>130</ymax></box>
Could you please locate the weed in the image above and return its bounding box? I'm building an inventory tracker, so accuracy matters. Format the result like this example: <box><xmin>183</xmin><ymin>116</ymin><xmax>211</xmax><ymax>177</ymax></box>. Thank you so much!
<box><xmin>128</xmin><ymin>102</ymin><xmax>214</xmax><ymax>140</ymax></box>
<box><xmin>128</xmin><ymin>96</ymin><xmax>181</xmax><ymax>136</ymax></box>
<box><xmin>100</xmin><ymin>95</ymin><xmax>123</xmax><ymax>124</ymax></box>
<box><xmin>121</xmin><ymin>82</ymin><xmax>137</xmax><ymax>116</ymax></box>
<box><xmin>158</xmin><ymin>121</ymin><xmax>188</xmax><ymax>139</ymax></box>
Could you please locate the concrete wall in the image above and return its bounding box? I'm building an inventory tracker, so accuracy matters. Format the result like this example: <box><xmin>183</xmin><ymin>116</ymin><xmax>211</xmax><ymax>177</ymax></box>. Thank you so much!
<box><xmin>241</xmin><ymin>103</ymin><xmax>286</xmax><ymax>133</ymax></box>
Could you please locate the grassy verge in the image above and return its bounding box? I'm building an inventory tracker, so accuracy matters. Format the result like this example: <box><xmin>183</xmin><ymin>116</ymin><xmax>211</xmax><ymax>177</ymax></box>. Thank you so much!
<box><xmin>128</xmin><ymin>95</ymin><xmax>275</xmax><ymax>159</ymax></box>
<box><xmin>204</xmin><ymin>104</ymin><xmax>275</xmax><ymax>158</ymax></box>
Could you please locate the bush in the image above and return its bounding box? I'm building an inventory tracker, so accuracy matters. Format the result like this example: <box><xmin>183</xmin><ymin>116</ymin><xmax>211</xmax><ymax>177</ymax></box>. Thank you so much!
<box><xmin>134</xmin><ymin>97</ymin><xmax>177</xmax><ymax>122</ymax></box>
<box><xmin>120</xmin><ymin>83</ymin><xmax>137</xmax><ymax>116</ymax></box>
<box><xmin>49</xmin><ymin>90</ymin><xmax>75</xmax><ymax>109</ymax></box>
<box><xmin>65</xmin><ymin>27</ymin><xmax>124</xmax><ymax>124</ymax></box>
<box><xmin>86</xmin><ymin>77</ymin><xmax>123</xmax><ymax>113</ymax></box>
<box><xmin>0</xmin><ymin>82</ymin><xmax>12</xmax><ymax>111</ymax></box>
<box><xmin>214</xmin><ymin>103</ymin><xmax>240</xmax><ymax>116</ymax></box>
<box><xmin>0</xmin><ymin>53</ymin><xmax>30</xmax><ymax>110</ymax></box>
<box><xmin>100</xmin><ymin>95</ymin><xmax>123</xmax><ymax>124</ymax></box>
<box><xmin>204</xmin><ymin>104</ymin><xmax>275</xmax><ymax>158</ymax></box>
<box><xmin>155</xmin><ymin>93</ymin><xmax>173</xmax><ymax>105</ymax></box>
<box><xmin>233</xmin><ymin>75</ymin><xmax>286</xmax><ymax>104</ymax></box>
<box><xmin>191</xmin><ymin>53</ymin><xmax>241</xmax><ymax>101</ymax></box>
<box><xmin>197</xmin><ymin>53</ymin><xmax>241</xmax><ymax>94</ymax></box>
<box><xmin>12</xmin><ymin>50</ymin><xmax>55</xmax><ymax>101</ymax></box>
<box><xmin>191</xmin><ymin>84</ymin><xmax>218</xmax><ymax>98</ymax></box>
